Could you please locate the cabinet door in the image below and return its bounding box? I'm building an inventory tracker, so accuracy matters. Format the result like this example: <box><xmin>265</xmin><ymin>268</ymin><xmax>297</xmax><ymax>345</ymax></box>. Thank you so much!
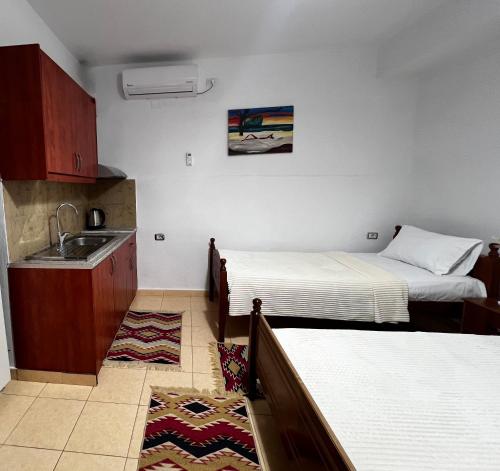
<box><xmin>127</xmin><ymin>235</ymin><xmax>138</xmax><ymax>307</ymax></box>
<box><xmin>113</xmin><ymin>244</ymin><xmax>130</xmax><ymax>328</ymax></box>
<box><xmin>92</xmin><ymin>255</ymin><xmax>116</xmax><ymax>370</ymax></box>
<box><xmin>0</xmin><ymin>44</ymin><xmax>47</xmax><ymax>180</ymax></box>
<box><xmin>40</xmin><ymin>52</ymin><xmax>79</xmax><ymax>176</ymax></box>
<box><xmin>76</xmin><ymin>90</ymin><xmax>98</xmax><ymax>178</ymax></box>
<box><xmin>9</xmin><ymin>267</ymin><xmax>96</xmax><ymax>374</ymax></box>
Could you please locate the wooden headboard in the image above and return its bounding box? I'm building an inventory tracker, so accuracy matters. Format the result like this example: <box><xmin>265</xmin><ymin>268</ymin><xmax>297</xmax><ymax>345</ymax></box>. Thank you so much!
<box><xmin>393</xmin><ymin>225</ymin><xmax>500</xmax><ymax>299</ymax></box>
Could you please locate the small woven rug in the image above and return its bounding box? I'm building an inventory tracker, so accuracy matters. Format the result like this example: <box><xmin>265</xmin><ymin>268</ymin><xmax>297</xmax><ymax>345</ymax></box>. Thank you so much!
<box><xmin>210</xmin><ymin>343</ymin><xmax>249</xmax><ymax>394</ymax></box>
<box><xmin>104</xmin><ymin>310</ymin><xmax>181</xmax><ymax>371</ymax></box>
<box><xmin>139</xmin><ymin>389</ymin><xmax>260</xmax><ymax>470</ymax></box>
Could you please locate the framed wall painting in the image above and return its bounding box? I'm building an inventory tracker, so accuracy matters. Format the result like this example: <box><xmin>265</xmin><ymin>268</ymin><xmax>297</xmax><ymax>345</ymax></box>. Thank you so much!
<box><xmin>228</xmin><ymin>105</ymin><xmax>294</xmax><ymax>155</ymax></box>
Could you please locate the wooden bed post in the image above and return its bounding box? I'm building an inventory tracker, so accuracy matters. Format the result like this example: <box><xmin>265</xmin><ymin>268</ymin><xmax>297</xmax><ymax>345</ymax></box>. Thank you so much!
<box><xmin>488</xmin><ymin>243</ymin><xmax>500</xmax><ymax>299</ymax></box>
<box><xmin>218</xmin><ymin>258</ymin><xmax>229</xmax><ymax>342</ymax></box>
<box><xmin>247</xmin><ymin>298</ymin><xmax>262</xmax><ymax>400</ymax></box>
<box><xmin>394</xmin><ymin>225</ymin><xmax>402</xmax><ymax>239</ymax></box>
<box><xmin>208</xmin><ymin>238</ymin><xmax>215</xmax><ymax>302</ymax></box>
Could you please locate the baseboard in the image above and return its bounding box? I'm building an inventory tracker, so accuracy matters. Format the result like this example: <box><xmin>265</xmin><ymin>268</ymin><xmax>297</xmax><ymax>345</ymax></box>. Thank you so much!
<box><xmin>138</xmin><ymin>289</ymin><xmax>208</xmax><ymax>297</ymax></box>
<box><xmin>11</xmin><ymin>368</ymin><xmax>97</xmax><ymax>386</ymax></box>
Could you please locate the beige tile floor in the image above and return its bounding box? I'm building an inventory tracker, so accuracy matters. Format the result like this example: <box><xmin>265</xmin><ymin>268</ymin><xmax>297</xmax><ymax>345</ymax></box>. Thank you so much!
<box><xmin>0</xmin><ymin>292</ymin><xmax>290</xmax><ymax>470</ymax></box>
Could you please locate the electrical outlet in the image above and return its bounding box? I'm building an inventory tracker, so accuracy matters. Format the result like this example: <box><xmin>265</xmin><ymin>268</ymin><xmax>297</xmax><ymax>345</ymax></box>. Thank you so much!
<box><xmin>367</xmin><ymin>232</ymin><xmax>379</xmax><ymax>240</ymax></box>
<box><xmin>154</xmin><ymin>233</ymin><xmax>165</xmax><ymax>241</ymax></box>
<box><xmin>185</xmin><ymin>153</ymin><xmax>193</xmax><ymax>166</ymax></box>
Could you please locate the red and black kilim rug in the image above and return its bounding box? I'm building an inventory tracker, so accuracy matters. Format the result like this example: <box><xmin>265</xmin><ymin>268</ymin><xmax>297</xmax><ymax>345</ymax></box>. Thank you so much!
<box><xmin>211</xmin><ymin>343</ymin><xmax>249</xmax><ymax>394</ymax></box>
<box><xmin>139</xmin><ymin>390</ymin><xmax>260</xmax><ymax>470</ymax></box>
<box><xmin>105</xmin><ymin>310</ymin><xmax>181</xmax><ymax>367</ymax></box>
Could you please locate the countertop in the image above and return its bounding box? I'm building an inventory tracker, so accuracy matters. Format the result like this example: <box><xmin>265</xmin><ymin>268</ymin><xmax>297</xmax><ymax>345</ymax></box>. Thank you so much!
<box><xmin>9</xmin><ymin>228</ymin><xmax>137</xmax><ymax>270</ymax></box>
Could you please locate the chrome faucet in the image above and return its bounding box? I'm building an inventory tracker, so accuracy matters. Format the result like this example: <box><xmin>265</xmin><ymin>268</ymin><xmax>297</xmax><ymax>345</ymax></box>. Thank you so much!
<box><xmin>56</xmin><ymin>203</ymin><xmax>79</xmax><ymax>252</ymax></box>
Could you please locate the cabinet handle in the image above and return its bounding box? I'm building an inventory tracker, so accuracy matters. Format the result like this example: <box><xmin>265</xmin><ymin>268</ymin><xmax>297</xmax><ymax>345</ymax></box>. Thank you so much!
<box><xmin>74</xmin><ymin>153</ymin><xmax>78</xmax><ymax>171</ymax></box>
<box><xmin>129</xmin><ymin>257</ymin><xmax>134</xmax><ymax>270</ymax></box>
<box><xmin>110</xmin><ymin>256</ymin><xmax>116</xmax><ymax>275</ymax></box>
<box><xmin>79</xmin><ymin>153</ymin><xmax>83</xmax><ymax>171</ymax></box>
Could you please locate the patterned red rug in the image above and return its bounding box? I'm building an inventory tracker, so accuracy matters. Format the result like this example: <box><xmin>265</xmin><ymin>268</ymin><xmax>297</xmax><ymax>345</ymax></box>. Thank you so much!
<box><xmin>105</xmin><ymin>310</ymin><xmax>181</xmax><ymax>367</ymax></box>
<box><xmin>211</xmin><ymin>343</ymin><xmax>249</xmax><ymax>394</ymax></box>
<box><xmin>139</xmin><ymin>390</ymin><xmax>260</xmax><ymax>470</ymax></box>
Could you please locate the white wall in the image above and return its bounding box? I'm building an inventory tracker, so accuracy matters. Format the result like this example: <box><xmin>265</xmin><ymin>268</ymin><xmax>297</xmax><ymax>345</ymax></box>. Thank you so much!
<box><xmin>410</xmin><ymin>39</ymin><xmax>500</xmax><ymax>243</ymax></box>
<box><xmin>0</xmin><ymin>0</ymin><xmax>86</xmax><ymax>87</ymax></box>
<box><xmin>91</xmin><ymin>48</ymin><xmax>418</xmax><ymax>290</ymax></box>
<box><xmin>0</xmin><ymin>0</ymin><xmax>87</xmax><ymax>367</ymax></box>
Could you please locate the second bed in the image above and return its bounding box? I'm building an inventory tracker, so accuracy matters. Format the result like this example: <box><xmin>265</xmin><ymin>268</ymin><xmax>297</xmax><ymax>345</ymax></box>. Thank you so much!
<box><xmin>209</xmin><ymin>225</ymin><xmax>497</xmax><ymax>341</ymax></box>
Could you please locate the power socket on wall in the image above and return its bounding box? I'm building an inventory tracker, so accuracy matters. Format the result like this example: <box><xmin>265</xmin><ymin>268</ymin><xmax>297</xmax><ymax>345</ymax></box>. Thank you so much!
<box><xmin>154</xmin><ymin>233</ymin><xmax>166</xmax><ymax>241</ymax></box>
<box><xmin>367</xmin><ymin>232</ymin><xmax>379</xmax><ymax>240</ymax></box>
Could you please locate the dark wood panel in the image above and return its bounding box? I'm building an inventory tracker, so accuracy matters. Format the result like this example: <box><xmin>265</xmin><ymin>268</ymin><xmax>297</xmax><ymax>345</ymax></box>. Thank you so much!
<box><xmin>248</xmin><ymin>302</ymin><xmax>354</xmax><ymax>471</ymax></box>
<box><xmin>77</xmin><ymin>92</ymin><xmax>98</xmax><ymax>178</ymax></box>
<box><xmin>40</xmin><ymin>50</ymin><xmax>76</xmax><ymax>176</ymax></box>
<box><xmin>0</xmin><ymin>43</ymin><xmax>98</xmax><ymax>182</ymax></box>
<box><xmin>462</xmin><ymin>298</ymin><xmax>500</xmax><ymax>335</ymax></box>
<box><xmin>92</xmin><ymin>255</ymin><xmax>116</xmax><ymax>373</ymax></box>
<box><xmin>0</xmin><ymin>44</ymin><xmax>47</xmax><ymax>180</ymax></box>
<box><xmin>127</xmin><ymin>235</ymin><xmax>138</xmax><ymax>306</ymax></box>
<box><xmin>113</xmin><ymin>242</ymin><xmax>131</xmax><ymax>327</ymax></box>
<box><xmin>46</xmin><ymin>173</ymin><xmax>96</xmax><ymax>184</ymax></box>
<box><xmin>9</xmin><ymin>267</ymin><xmax>96</xmax><ymax>374</ymax></box>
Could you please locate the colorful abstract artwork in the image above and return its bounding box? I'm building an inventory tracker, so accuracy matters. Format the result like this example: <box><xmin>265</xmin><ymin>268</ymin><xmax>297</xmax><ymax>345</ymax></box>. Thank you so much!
<box><xmin>228</xmin><ymin>105</ymin><xmax>294</xmax><ymax>155</ymax></box>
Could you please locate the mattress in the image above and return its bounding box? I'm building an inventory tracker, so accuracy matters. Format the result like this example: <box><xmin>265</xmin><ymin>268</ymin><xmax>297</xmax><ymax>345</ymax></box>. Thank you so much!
<box><xmin>219</xmin><ymin>250</ymin><xmax>409</xmax><ymax>323</ymax></box>
<box><xmin>274</xmin><ymin>328</ymin><xmax>500</xmax><ymax>470</ymax></box>
<box><xmin>354</xmin><ymin>253</ymin><xmax>486</xmax><ymax>301</ymax></box>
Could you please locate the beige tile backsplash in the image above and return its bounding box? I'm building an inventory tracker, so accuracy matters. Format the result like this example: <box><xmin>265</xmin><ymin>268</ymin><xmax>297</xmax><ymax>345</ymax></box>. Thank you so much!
<box><xmin>3</xmin><ymin>180</ymin><xmax>136</xmax><ymax>262</ymax></box>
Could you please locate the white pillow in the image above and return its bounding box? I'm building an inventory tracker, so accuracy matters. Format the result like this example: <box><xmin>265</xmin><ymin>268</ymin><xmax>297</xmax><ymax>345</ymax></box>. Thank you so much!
<box><xmin>447</xmin><ymin>242</ymin><xmax>484</xmax><ymax>276</ymax></box>
<box><xmin>380</xmin><ymin>225</ymin><xmax>483</xmax><ymax>276</ymax></box>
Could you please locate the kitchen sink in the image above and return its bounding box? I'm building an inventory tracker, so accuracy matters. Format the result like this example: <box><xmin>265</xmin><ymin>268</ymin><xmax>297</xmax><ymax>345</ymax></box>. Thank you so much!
<box><xmin>26</xmin><ymin>235</ymin><xmax>115</xmax><ymax>261</ymax></box>
<box><xmin>64</xmin><ymin>236</ymin><xmax>112</xmax><ymax>248</ymax></box>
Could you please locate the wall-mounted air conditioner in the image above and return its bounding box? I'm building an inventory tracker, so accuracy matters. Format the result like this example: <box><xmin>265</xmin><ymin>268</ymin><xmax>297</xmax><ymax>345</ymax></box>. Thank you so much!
<box><xmin>122</xmin><ymin>65</ymin><xmax>199</xmax><ymax>99</ymax></box>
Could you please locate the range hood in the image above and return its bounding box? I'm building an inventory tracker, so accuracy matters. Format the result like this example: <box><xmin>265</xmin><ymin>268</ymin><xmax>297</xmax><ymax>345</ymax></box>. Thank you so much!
<box><xmin>97</xmin><ymin>164</ymin><xmax>127</xmax><ymax>180</ymax></box>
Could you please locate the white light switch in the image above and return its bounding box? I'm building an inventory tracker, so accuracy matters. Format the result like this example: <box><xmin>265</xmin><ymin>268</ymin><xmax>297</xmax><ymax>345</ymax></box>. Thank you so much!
<box><xmin>185</xmin><ymin>153</ymin><xmax>193</xmax><ymax>166</ymax></box>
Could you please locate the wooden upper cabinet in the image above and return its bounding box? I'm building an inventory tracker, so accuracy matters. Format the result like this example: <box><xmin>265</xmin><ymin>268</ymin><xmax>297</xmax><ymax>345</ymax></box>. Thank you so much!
<box><xmin>0</xmin><ymin>44</ymin><xmax>98</xmax><ymax>182</ymax></box>
<box><xmin>77</xmin><ymin>90</ymin><xmax>98</xmax><ymax>178</ymax></box>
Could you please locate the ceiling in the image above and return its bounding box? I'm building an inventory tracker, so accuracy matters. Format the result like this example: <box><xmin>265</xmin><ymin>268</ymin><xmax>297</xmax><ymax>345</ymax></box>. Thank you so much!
<box><xmin>26</xmin><ymin>0</ymin><xmax>444</xmax><ymax>65</ymax></box>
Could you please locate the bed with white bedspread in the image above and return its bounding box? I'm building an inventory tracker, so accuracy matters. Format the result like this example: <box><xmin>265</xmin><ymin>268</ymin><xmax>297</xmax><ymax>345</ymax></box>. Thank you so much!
<box><xmin>272</xmin><ymin>328</ymin><xmax>500</xmax><ymax>470</ymax></box>
<box><xmin>209</xmin><ymin>226</ymin><xmax>498</xmax><ymax>341</ymax></box>
<box><xmin>219</xmin><ymin>250</ymin><xmax>485</xmax><ymax>319</ymax></box>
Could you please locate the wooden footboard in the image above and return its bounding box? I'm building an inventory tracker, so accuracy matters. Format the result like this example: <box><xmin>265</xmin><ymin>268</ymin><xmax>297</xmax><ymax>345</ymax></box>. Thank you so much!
<box><xmin>248</xmin><ymin>299</ymin><xmax>355</xmax><ymax>471</ymax></box>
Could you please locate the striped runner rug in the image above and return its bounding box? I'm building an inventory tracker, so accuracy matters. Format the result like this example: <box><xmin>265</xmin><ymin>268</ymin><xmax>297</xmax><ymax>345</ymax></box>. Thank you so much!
<box><xmin>104</xmin><ymin>310</ymin><xmax>181</xmax><ymax>370</ymax></box>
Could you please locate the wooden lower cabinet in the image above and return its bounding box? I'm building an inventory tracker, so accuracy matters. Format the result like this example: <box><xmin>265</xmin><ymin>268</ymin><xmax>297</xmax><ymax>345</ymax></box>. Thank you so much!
<box><xmin>9</xmin><ymin>235</ymin><xmax>137</xmax><ymax>376</ymax></box>
<box><xmin>127</xmin><ymin>235</ymin><xmax>138</xmax><ymax>307</ymax></box>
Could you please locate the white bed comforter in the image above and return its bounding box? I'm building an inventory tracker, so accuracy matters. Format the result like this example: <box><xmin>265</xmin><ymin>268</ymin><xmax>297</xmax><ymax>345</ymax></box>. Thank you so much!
<box><xmin>275</xmin><ymin>328</ymin><xmax>500</xmax><ymax>471</ymax></box>
<box><xmin>219</xmin><ymin>250</ymin><xmax>409</xmax><ymax>323</ymax></box>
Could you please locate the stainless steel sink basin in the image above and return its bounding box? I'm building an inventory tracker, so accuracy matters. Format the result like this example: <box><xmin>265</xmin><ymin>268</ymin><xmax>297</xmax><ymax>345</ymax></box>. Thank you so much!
<box><xmin>26</xmin><ymin>235</ymin><xmax>115</xmax><ymax>261</ymax></box>
<box><xmin>64</xmin><ymin>236</ymin><xmax>112</xmax><ymax>248</ymax></box>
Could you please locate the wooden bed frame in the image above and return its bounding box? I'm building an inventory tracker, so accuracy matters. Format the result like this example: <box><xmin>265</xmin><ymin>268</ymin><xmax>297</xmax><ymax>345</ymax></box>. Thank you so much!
<box><xmin>247</xmin><ymin>298</ymin><xmax>354</xmax><ymax>470</ymax></box>
<box><xmin>209</xmin><ymin>226</ymin><xmax>500</xmax><ymax>342</ymax></box>
<box><xmin>246</xmin><ymin>297</ymin><xmax>500</xmax><ymax>470</ymax></box>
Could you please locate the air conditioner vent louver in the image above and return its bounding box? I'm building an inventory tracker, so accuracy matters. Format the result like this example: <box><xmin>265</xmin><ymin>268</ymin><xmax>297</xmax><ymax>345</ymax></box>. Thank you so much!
<box><xmin>122</xmin><ymin>65</ymin><xmax>198</xmax><ymax>99</ymax></box>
